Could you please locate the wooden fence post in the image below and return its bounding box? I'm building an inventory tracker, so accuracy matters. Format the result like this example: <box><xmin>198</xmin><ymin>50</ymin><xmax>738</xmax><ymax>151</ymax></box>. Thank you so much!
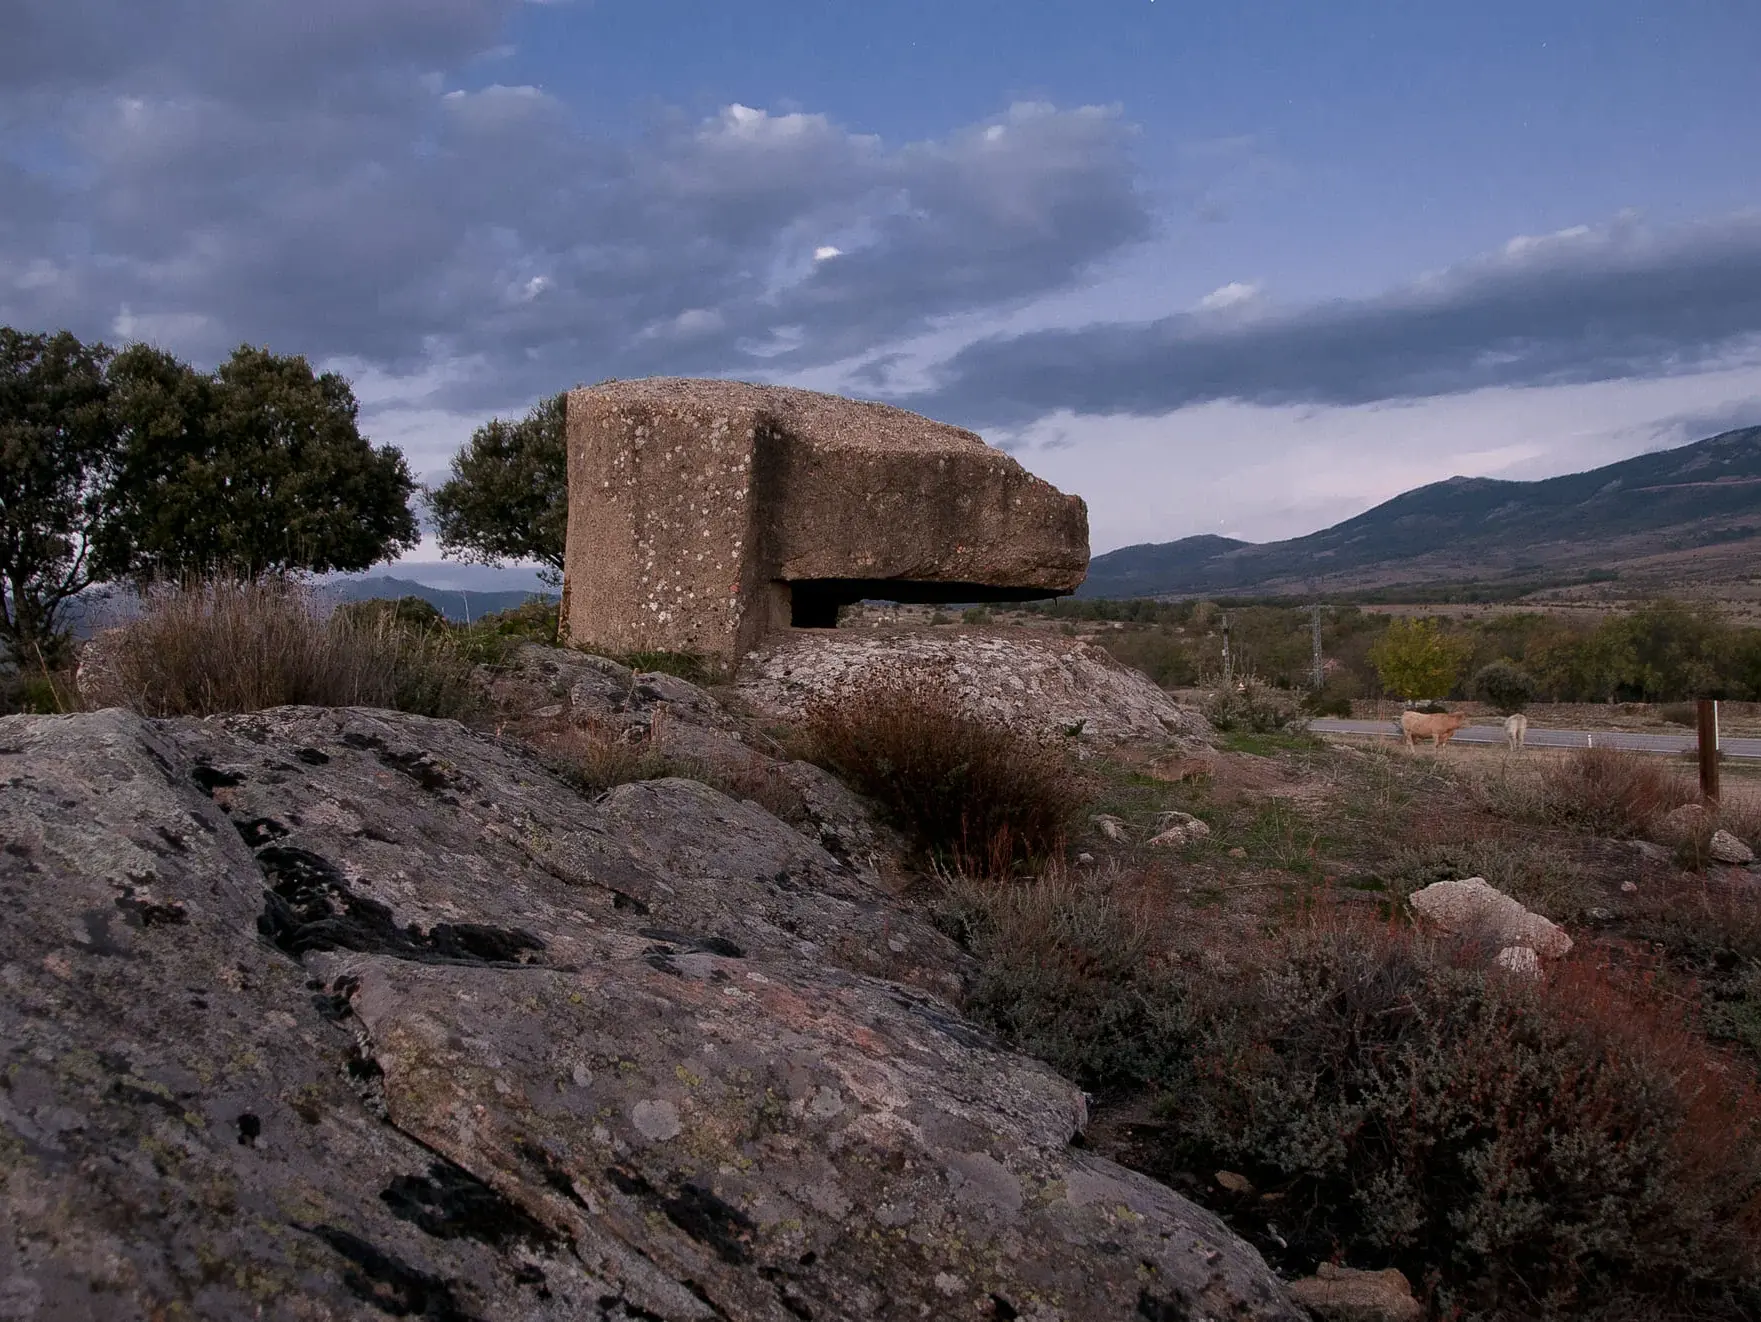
<box><xmin>1698</xmin><ymin>698</ymin><xmax>1721</xmax><ymax>804</ymax></box>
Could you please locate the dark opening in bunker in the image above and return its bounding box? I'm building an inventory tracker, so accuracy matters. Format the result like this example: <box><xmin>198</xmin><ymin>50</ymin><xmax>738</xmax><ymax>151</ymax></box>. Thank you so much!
<box><xmin>785</xmin><ymin>579</ymin><xmax>1068</xmax><ymax>629</ymax></box>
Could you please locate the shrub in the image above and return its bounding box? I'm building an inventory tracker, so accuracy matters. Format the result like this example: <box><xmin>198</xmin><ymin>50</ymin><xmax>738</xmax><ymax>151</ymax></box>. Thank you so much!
<box><xmin>1303</xmin><ymin>692</ymin><xmax>1353</xmax><ymax>718</ymax></box>
<box><xmin>80</xmin><ymin>579</ymin><xmax>479</xmax><ymax>719</ymax></box>
<box><xmin>1</xmin><ymin>667</ymin><xmax>80</xmax><ymax>715</ymax></box>
<box><xmin>961</xmin><ymin>606</ymin><xmax>990</xmax><ymax>625</ymax></box>
<box><xmin>1657</xmin><ymin>701</ymin><xmax>1698</xmax><ymax>728</ymax></box>
<box><xmin>1624</xmin><ymin>876</ymin><xmax>1761</xmax><ymax>1067</ymax></box>
<box><xmin>539</xmin><ymin>718</ymin><xmax>683</xmax><ymax>795</ymax></box>
<box><xmin>1098</xmin><ymin>630</ymin><xmax>1200</xmax><ymax>689</ymax></box>
<box><xmin>1156</xmin><ymin>917</ymin><xmax>1761</xmax><ymax>1318</ymax></box>
<box><xmin>333</xmin><ymin>595</ymin><xmax>446</xmax><ymax>632</ymax></box>
<box><xmin>1371</xmin><ymin>836</ymin><xmax>1598</xmax><ymax>920</ymax></box>
<box><xmin>476</xmin><ymin>598</ymin><xmax>560</xmax><ymax>643</ymax></box>
<box><xmin>1470</xmin><ymin>658</ymin><xmax>1538</xmax><ymax>714</ymax></box>
<box><xmin>1472</xmin><ymin>747</ymin><xmax>1693</xmax><ymax>839</ymax></box>
<box><xmin>615</xmin><ymin>649</ymin><xmax>726</xmax><ymax>686</ymax></box>
<box><xmin>1540</xmin><ymin>746</ymin><xmax>1694</xmax><ymax>837</ymax></box>
<box><xmin>803</xmin><ymin>665</ymin><xmax>1088</xmax><ymax>872</ymax></box>
<box><xmin>1203</xmin><ymin>679</ymin><xmax>1300</xmax><ymax>733</ymax></box>
<box><xmin>449</xmin><ymin>598</ymin><xmax>562</xmax><ymax>666</ymax></box>
<box><xmin>938</xmin><ymin>871</ymin><xmax>1185</xmax><ymax>1093</ymax></box>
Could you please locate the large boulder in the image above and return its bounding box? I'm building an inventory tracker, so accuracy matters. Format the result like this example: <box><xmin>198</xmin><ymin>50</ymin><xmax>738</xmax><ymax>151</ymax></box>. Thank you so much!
<box><xmin>0</xmin><ymin>706</ymin><xmax>1298</xmax><ymax>1320</ymax></box>
<box><xmin>560</xmin><ymin>378</ymin><xmax>1089</xmax><ymax>663</ymax></box>
<box><xmin>739</xmin><ymin>631</ymin><xmax>1212</xmax><ymax>747</ymax></box>
<box><xmin>1408</xmin><ymin>876</ymin><xmax>1573</xmax><ymax>959</ymax></box>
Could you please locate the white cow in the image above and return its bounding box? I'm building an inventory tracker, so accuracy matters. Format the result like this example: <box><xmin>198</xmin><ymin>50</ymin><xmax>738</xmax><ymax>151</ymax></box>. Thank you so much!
<box><xmin>1504</xmin><ymin>712</ymin><xmax>1528</xmax><ymax>751</ymax></box>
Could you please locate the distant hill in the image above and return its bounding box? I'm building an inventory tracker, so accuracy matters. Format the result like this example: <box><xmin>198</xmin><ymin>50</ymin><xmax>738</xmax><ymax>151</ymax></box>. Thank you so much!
<box><xmin>45</xmin><ymin>576</ymin><xmax>556</xmax><ymax>644</ymax></box>
<box><xmin>1081</xmin><ymin>426</ymin><xmax>1761</xmax><ymax>599</ymax></box>
<box><xmin>323</xmin><ymin>576</ymin><xmax>556</xmax><ymax>623</ymax></box>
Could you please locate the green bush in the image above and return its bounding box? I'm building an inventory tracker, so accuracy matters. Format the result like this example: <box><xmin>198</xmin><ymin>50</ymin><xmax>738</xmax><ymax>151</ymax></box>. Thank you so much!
<box><xmin>79</xmin><ymin>579</ymin><xmax>480</xmax><ymax>720</ymax></box>
<box><xmin>938</xmin><ymin>873</ymin><xmax>1184</xmax><ymax>1094</ymax></box>
<box><xmin>1303</xmin><ymin>692</ymin><xmax>1353</xmax><ymax>718</ymax></box>
<box><xmin>1156</xmin><ymin>919</ymin><xmax>1761</xmax><ymax>1318</ymax></box>
<box><xmin>1538</xmin><ymin>746</ymin><xmax>1692</xmax><ymax>837</ymax></box>
<box><xmin>1470</xmin><ymin>658</ymin><xmax>1538</xmax><ymax>714</ymax></box>
<box><xmin>1657</xmin><ymin>701</ymin><xmax>1698</xmax><ymax>727</ymax></box>
<box><xmin>0</xmin><ymin>668</ymin><xmax>80</xmax><ymax>715</ymax></box>
<box><xmin>333</xmin><ymin>595</ymin><xmax>446</xmax><ymax>632</ymax></box>
<box><xmin>476</xmin><ymin>598</ymin><xmax>560</xmax><ymax>642</ymax></box>
<box><xmin>614</xmin><ymin>649</ymin><xmax>726</xmax><ymax>686</ymax></box>
<box><xmin>1097</xmin><ymin>630</ymin><xmax>1200</xmax><ymax>689</ymax></box>
<box><xmin>804</xmin><ymin>665</ymin><xmax>1088</xmax><ymax>873</ymax></box>
<box><xmin>1203</xmin><ymin>680</ymin><xmax>1301</xmax><ymax>733</ymax></box>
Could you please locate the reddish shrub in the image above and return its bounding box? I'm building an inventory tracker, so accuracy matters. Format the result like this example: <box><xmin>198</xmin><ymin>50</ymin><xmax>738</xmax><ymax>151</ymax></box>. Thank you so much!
<box><xmin>804</xmin><ymin>665</ymin><xmax>1089</xmax><ymax>873</ymax></box>
<box><xmin>1156</xmin><ymin>914</ymin><xmax>1761</xmax><ymax>1319</ymax></box>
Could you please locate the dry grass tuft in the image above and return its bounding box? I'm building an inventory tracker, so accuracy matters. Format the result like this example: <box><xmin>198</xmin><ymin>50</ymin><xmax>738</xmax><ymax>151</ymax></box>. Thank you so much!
<box><xmin>80</xmin><ymin>579</ymin><xmax>480</xmax><ymax>719</ymax></box>
<box><xmin>804</xmin><ymin>664</ymin><xmax>1090</xmax><ymax>872</ymax></box>
<box><xmin>1474</xmin><ymin>746</ymin><xmax>1694</xmax><ymax>838</ymax></box>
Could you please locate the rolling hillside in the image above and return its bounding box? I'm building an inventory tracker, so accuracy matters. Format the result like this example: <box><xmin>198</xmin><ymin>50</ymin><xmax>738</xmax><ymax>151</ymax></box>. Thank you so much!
<box><xmin>1081</xmin><ymin>426</ymin><xmax>1761</xmax><ymax>599</ymax></box>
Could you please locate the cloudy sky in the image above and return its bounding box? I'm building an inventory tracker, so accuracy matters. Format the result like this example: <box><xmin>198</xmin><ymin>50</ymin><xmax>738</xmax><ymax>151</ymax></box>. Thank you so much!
<box><xmin>5</xmin><ymin>1</ymin><xmax>1760</xmax><ymax>565</ymax></box>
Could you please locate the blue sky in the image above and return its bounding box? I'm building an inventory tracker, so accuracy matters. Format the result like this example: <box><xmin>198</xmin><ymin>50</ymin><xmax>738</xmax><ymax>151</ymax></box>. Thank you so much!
<box><xmin>5</xmin><ymin>0</ymin><xmax>1760</xmax><ymax>564</ymax></box>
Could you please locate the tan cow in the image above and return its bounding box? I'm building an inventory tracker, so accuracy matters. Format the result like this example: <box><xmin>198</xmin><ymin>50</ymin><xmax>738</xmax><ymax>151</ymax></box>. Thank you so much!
<box><xmin>1401</xmin><ymin>709</ymin><xmax>1469</xmax><ymax>749</ymax></box>
<box><xmin>1504</xmin><ymin>712</ymin><xmax>1528</xmax><ymax>751</ymax></box>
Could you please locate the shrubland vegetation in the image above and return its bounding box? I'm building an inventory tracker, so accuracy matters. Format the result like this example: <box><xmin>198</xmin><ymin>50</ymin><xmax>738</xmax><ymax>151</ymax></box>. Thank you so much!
<box><xmin>13</xmin><ymin>317</ymin><xmax>1761</xmax><ymax>1317</ymax></box>
<box><xmin>928</xmin><ymin>727</ymin><xmax>1761</xmax><ymax>1320</ymax></box>
<box><xmin>802</xmin><ymin>664</ymin><xmax>1089</xmax><ymax>873</ymax></box>
<box><xmin>1009</xmin><ymin>594</ymin><xmax>1761</xmax><ymax>703</ymax></box>
<box><xmin>425</xmin><ymin>392</ymin><xmax>569</xmax><ymax>584</ymax></box>
<box><xmin>1</xmin><ymin>328</ymin><xmax>417</xmax><ymax>671</ymax></box>
<box><xmin>76</xmin><ymin>580</ymin><xmax>481</xmax><ymax>719</ymax></box>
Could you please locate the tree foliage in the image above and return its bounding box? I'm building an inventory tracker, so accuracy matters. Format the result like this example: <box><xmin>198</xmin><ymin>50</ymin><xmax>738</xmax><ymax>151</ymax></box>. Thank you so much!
<box><xmin>427</xmin><ymin>393</ymin><xmax>567</xmax><ymax>582</ymax></box>
<box><xmin>111</xmin><ymin>344</ymin><xmax>417</xmax><ymax>581</ymax></box>
<box><xmin>1368</xmin><ymin>616</ymin><xmax>1473</xmax><ymax>700</ymax></box>
<box><xmin>2</xmin><ymin>327</ymin><xmax>419</xmax><ymax>666</ymax></box>
<box><xmin>1469</xmin><ymin>658</ymin><xmax>1538</xmax><ymax>714</ymax></box>
<box><xmin>0</xmin><ymin>329</ymin><xmax>121</xmax><ymax>666</ymax></box>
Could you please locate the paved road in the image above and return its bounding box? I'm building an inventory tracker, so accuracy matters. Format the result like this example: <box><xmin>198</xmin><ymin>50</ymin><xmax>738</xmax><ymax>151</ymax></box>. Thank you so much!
<box><xmin>1309</xmin><ymin>717</ymin><xmax>1761</xmax><ymax>760</ymax></box>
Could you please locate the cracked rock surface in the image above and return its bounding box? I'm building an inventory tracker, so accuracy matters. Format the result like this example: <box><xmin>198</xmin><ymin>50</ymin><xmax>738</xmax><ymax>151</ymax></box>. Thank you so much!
<box><xmin>0</xmin><ymin>705</ymin><xmax>1298</xmax><ymax>1321</ymax></box>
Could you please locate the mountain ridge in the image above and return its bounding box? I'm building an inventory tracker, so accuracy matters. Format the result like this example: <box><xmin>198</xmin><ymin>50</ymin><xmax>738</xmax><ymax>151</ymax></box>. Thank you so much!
<box><xmin>1080</xmin><ymin>425</ymin><xmax>1761</xmax><ymax>599</ymax></box>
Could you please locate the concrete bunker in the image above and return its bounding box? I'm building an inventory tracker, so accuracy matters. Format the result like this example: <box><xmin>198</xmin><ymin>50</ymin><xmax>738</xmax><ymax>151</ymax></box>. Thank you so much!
<box><xmin>560</xmin><ymin>378</ymin><xmax>1089</xmax><ymax>664</ymax></box>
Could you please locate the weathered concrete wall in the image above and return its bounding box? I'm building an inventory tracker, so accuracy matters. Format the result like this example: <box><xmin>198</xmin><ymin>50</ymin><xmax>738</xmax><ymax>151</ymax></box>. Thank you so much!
<box><xmin>562</xmin><ymin>378</ymin><xmax>1089</xmax><ymax>661</ymax></box>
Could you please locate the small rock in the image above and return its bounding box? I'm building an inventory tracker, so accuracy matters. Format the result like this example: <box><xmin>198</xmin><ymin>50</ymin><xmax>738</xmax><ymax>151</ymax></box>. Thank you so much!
<box><xmin>1626</xmin><ymin>839</ymin><xmax>1674</xmax><ymax>864</ymax></box>
<box><xmin>1228</xmin><ymin>847</ymin><xmax>1248</xmax><ymax>858</ymax></box>
<box><xmin>1214</xmin><ymin>1170</ymin><xmax>1254</xmax><ymax>1196</ymax></box>
<box><xmin>1092</xmin><ymin>814</ymin><xmax>1129</xmax><ymax>841</ymax></box>
<box><xmin>1076</xmin><ymin>852</ymin><xmax>1096</xmax><ymax>865</ymax></box>
<box><xmin>530</xmin><ymin>703</ymin><xmax>566</xmax><ymax>720</ymax></box>
<box><xmin>1493</xmin><ymin>946</ymin><xmax>1540</xmax><ymax>977</ymax></box>
<box><xmin>1659</xmin><ymin>802</ymin><xmax>1709</xmax><ymax>843</ymax></box>
<box><xmin>1146</xmin><ymin>824</ymin><xmax>1200</xmax><ymax>848</ymax></box>
<box><xmin>1288</xmin><ymin>1263</ymin><xmax>1424</xmax><ymax>1322</ymax></box>
<box><xmin>1710</xmin><ymin>829</ymin><xmax>1756</xmax><ymax>865</ymax></box>
<box><xmin>1152</xmin><ymin>810</ymin><xmax>1211</xmax><ymax>841</ymax></box>
<box><xmin>1620</xmin><ymin>880</ymin><xmax>1639</xmax><ymax>893</ymax></box>
<box><xmin>1409</xmin><ymin>877</ymin><xmax>1572</xmax><ymax>959</ymax></box>
<box><xmin>631</xmin><ymin>1098</ymin><xmax>682</xmax><ymax>1142</ymax></box>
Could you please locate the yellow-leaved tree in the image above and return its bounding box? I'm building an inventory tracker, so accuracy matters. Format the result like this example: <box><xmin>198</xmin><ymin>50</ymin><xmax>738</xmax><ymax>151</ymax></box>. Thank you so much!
<box><xmin>1368</xmin><ymin>617</ymin><xmax>1473</xmax><ymax>701</ymax></box>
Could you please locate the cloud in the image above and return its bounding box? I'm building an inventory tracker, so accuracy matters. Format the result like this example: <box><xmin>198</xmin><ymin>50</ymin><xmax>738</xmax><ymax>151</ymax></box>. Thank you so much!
<box><xmin>1001</xmin><ymin>360</ymin><xmax>1761</xmax><ymax>552</ymax></box>
<box><xmin>910</xmin><ymin>212</ymin><xmax>1761</xmax><ymax>426</ymax></box>
<box><xmin>0</xmin><ymin>3</ymin><xmax>1151</xmax><ymax>420</ymax></box>
<box><xmin>1195</xmin><ymin>281</ymin><xmax>1258</xmax><ymax>311</ymax></box>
